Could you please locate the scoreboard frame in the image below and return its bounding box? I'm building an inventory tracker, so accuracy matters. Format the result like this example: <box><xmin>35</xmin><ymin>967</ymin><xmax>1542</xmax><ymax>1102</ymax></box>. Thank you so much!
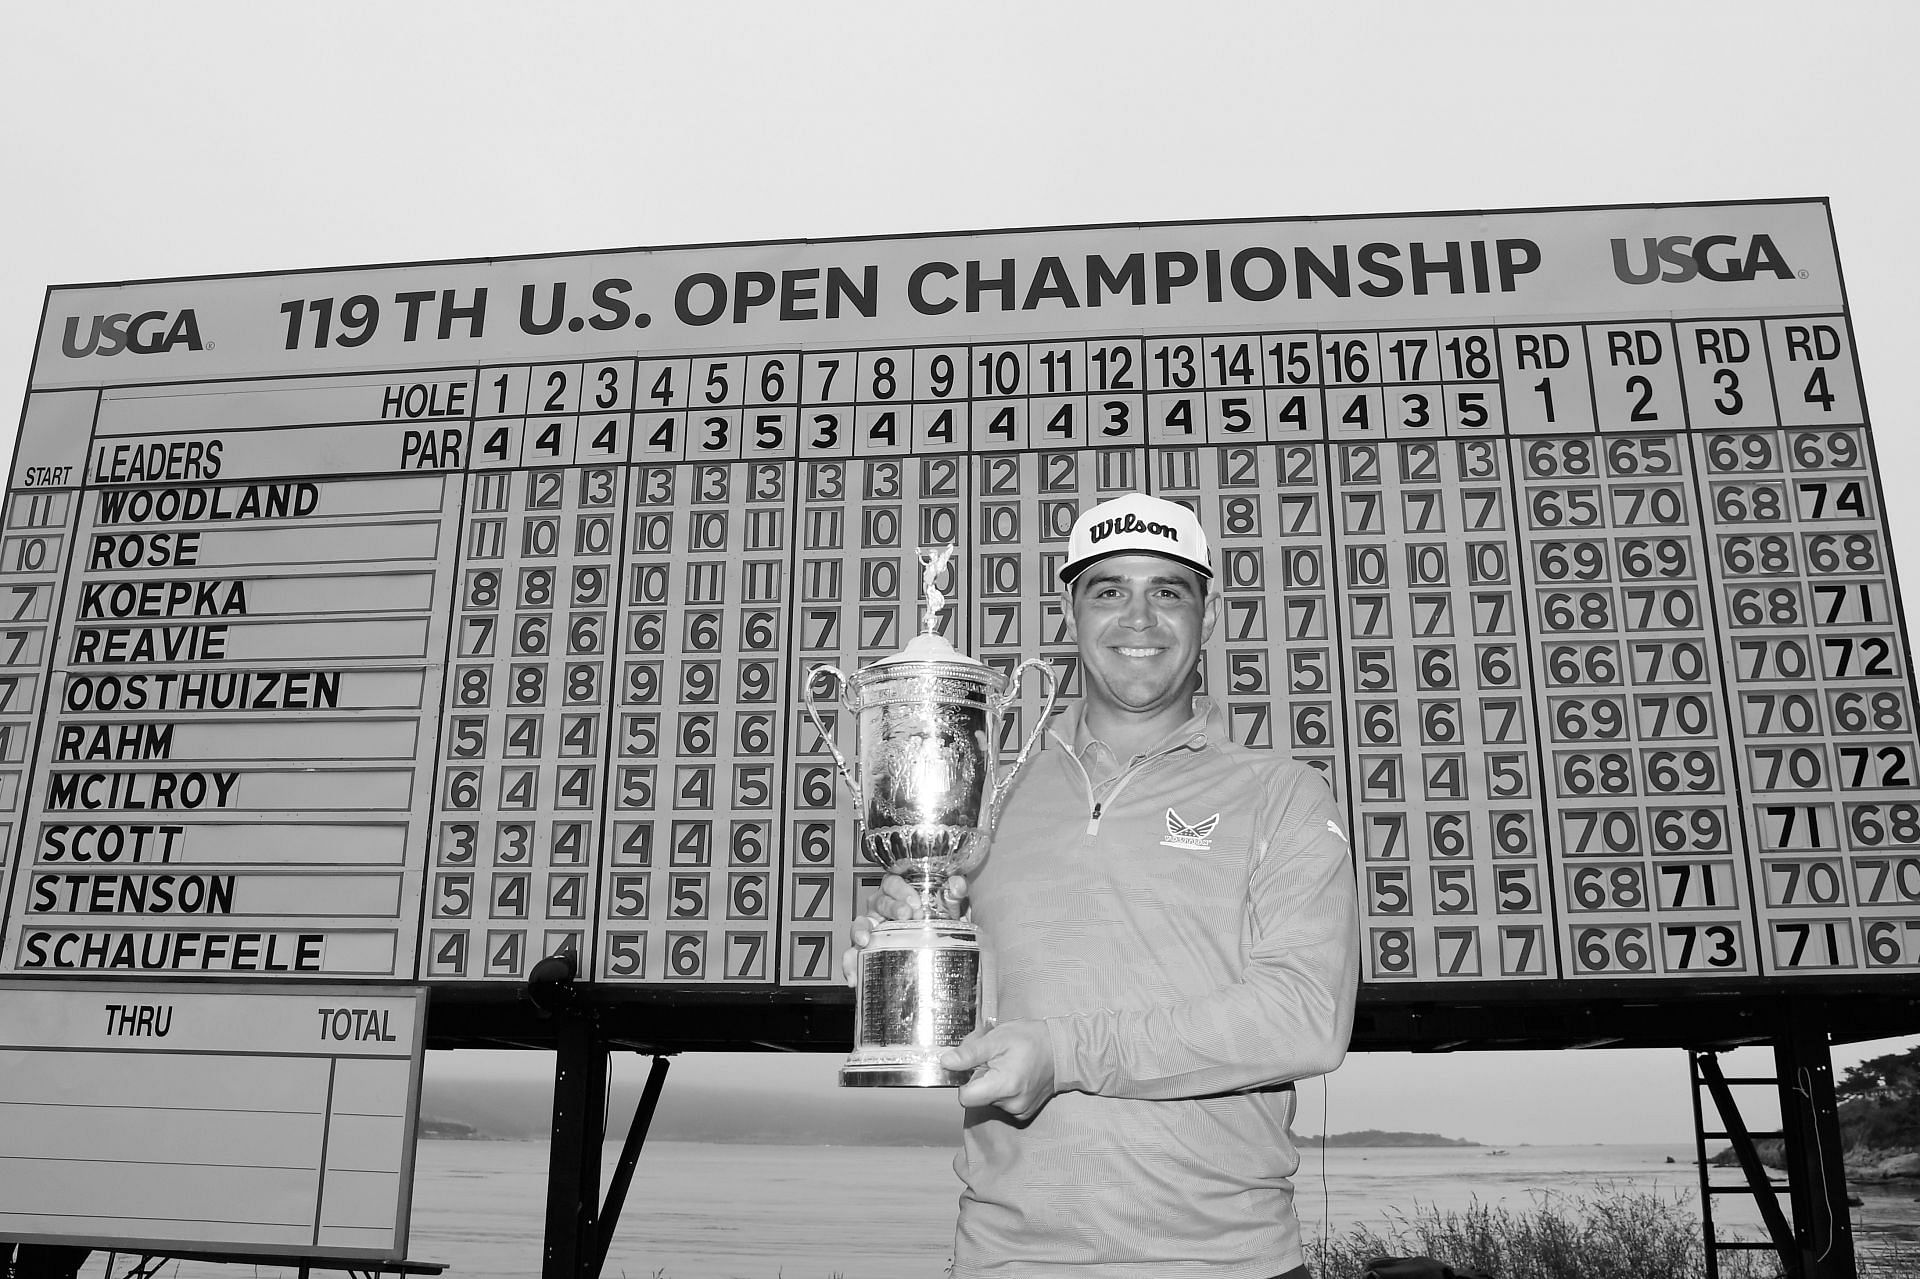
<box><xmin>4</xmin><ymin>197</ymin><xmax>1920</xmax><ymax>1051</ymax></box>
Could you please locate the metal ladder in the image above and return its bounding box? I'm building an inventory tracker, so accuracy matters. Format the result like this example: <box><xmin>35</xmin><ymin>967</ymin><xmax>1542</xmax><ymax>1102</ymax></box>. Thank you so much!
<box><xmin>1690</xmin><ymin>1049</ymin><xmax>1801</xmax><ymax>1279</ymax></box>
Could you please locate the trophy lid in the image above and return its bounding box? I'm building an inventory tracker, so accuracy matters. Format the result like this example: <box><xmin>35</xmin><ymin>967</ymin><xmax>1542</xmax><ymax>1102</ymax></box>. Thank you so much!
<box><xmin>872</xmin><ymin>628</ymin><xmax>981</xmax><ymax>668</ymax></box>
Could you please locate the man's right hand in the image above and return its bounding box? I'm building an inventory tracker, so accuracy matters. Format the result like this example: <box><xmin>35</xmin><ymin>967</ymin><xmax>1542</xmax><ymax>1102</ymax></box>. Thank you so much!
<box><xmin>839</xmin><ymin>873</ymin><xmax>970</xmax><ymax>985</ymax></box>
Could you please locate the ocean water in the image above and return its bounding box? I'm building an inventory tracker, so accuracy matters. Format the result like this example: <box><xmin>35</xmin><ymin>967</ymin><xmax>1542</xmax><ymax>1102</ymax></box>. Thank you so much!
<box><xmin>76</xmin><ymin>1140</ymin><xmax>1920</xmax><ymax>1279</ymax></box>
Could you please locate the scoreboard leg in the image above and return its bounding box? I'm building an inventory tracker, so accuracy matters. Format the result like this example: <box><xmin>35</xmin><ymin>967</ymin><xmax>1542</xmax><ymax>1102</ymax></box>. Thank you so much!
<box><xmin>594</xmin><ymin>1054</ymin><xmax>674</xmax><ymax>1275</ymax></box>
<box><xmin>1774</xmin><ymin>1002</ymin><xmax>1856</xmax><ymax>1279</ymax></box>
<box><xmin>543</xmin><ymin>1018</ymin><xmax>607</xmax><ymax>1279</ymax></box>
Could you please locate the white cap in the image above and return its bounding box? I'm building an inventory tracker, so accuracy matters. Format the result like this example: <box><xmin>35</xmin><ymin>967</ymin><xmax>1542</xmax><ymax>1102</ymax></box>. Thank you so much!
<box><xmin>1060</xmin><ymin>493</ymin><xmax>1212</xmax><ymax>585</ymax></box>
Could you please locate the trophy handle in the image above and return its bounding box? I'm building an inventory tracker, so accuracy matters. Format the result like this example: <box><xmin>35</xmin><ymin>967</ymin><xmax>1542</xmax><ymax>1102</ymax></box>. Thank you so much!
<box><xmin>984</xmin><ymin>658</ymin><xmax>1060</xmax><ymax>838</ymax></box>
<box><xmin>802</xmin><ymin>664</ymin><xmax>862</xmax><ymax>811</ymax></box>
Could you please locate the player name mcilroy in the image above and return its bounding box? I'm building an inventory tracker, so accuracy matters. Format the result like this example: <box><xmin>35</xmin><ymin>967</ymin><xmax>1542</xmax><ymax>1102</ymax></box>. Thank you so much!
<box><xmin>45</xmin><ymin>771</ymin><xmax>238</xmax><ymax>810</ymax></box>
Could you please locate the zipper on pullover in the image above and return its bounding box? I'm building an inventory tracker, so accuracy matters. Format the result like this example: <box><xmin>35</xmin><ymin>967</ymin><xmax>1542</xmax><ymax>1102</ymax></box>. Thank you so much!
<box><xmin>1072</xmin><ymin>731</ymin><xmax>1207</xmax><ymax>837</ymax></box>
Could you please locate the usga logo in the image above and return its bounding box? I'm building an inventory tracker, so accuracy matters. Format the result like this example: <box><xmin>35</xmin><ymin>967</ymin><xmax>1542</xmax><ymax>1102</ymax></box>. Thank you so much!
<box><xmin>1611</xmin><ymin>234</ymin><xmax>1794</xmax><ymax>285</ymax></box>
<box><xmin>61</xmin><ymin>310</ymin><xmax>206</xmax><ymax>358</ymax></box>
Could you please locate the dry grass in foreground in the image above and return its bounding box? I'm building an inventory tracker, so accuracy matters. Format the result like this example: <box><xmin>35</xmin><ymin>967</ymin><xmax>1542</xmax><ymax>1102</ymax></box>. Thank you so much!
<box><xmin>1304</xmin><ymin>1184</ymin><xmax>1908</xmax><ymax>1279</ymax></box>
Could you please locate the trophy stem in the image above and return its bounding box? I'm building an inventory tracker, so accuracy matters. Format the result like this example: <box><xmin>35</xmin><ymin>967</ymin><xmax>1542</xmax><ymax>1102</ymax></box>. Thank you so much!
<box><xmin>903</xmin><ymin>871</ymin><xmax>952</xmax><ymax>921</ymax></box>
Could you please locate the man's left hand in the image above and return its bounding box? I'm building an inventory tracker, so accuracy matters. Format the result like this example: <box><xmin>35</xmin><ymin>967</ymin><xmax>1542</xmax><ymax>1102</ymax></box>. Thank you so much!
<box><xmin>940</xmin><ymin>1019</ymin><xmax>1057</xmax><ymax>1121</ymax></box>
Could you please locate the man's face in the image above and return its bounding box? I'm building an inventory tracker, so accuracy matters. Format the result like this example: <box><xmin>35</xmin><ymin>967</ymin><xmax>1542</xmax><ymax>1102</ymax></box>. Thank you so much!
<box><xmin>1064</xmin><ymin>553</ymin><xmax>1218</xmax><ymax>725</ymax></box>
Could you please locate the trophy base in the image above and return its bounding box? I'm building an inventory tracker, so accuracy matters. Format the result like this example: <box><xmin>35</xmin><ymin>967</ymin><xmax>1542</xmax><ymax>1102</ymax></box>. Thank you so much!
<box><xmin>840</xmin><ymin>917</ymin><xmax>980</xmax><ymax>1090</ymax></box>
<box><xmin>839</xmin><ymin>1057</ymin><xmax>971</xmax><ymax>1088</ymax></box>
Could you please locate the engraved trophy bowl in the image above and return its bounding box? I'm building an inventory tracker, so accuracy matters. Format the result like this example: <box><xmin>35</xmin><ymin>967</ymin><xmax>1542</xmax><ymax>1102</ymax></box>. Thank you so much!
<box><xmin>803</xmin><ymin>548</ymin><xmax>1057</xmax><ymax>1087</ymax></box>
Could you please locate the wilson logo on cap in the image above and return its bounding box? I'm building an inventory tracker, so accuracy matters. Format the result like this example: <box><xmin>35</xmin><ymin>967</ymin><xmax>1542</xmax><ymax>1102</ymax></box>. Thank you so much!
<box><xmin>1061</xmin><ymin>492</ymin><xmax>1213</xmax><ymax>584</ymax></box>
<box><xmin>1087</xmin><ymin>512</ymin><xmax>1181</xmax><ymax>545</ymax></box>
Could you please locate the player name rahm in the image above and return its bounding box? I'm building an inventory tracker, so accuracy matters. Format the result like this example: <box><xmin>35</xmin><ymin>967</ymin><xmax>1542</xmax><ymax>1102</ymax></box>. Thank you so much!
<box><xmin>55</xmin><ymin>723</ymin><xmax>173</xmax><ymax>761</ymax></box>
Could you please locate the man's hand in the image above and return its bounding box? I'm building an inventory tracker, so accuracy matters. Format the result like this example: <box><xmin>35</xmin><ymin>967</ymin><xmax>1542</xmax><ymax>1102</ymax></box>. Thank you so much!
<box><xmin>839</xmin><ymin>873</ymin><xmax>970</xmax><ymax>985</ymax></box>
<box><xmin>940</xmin><ymin>1019</ymin><xmax>1057</xmax><ymax>1121</ymax></box>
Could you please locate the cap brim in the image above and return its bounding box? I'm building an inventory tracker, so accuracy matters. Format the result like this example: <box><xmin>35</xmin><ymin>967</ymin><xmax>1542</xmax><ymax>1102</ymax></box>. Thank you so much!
<box><xmin>1059</xmin><ymin>548</ymin><xmax>1213</xmax><ymax>585</ymax></box>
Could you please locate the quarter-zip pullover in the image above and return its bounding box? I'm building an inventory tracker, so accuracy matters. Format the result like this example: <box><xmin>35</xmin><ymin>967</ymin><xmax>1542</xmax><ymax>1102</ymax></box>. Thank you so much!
<box><xmin>953</xmin><ymin>697</ymin><xmax>1360</xmax><ymax>1279</ymax></box>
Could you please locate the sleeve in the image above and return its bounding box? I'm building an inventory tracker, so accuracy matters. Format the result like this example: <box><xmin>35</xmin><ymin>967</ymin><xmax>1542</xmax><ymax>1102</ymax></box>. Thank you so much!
<box><xmin>1042</xmin><ymin>767</ymin><xmax>1360</xmax><ymax>1100</ymax></box>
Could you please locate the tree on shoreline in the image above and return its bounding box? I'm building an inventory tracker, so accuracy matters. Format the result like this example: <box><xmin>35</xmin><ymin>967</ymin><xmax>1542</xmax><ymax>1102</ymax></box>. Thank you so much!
<box><xmin>1838</xmin><ymin>1046</ymin><xmax>1920</xmax><ymax>1103</ymax></box>
<box><xmin>1835</xmin><ymin>1046</ymin><xmax>1920</xmax><ymax>1152</ymax></box>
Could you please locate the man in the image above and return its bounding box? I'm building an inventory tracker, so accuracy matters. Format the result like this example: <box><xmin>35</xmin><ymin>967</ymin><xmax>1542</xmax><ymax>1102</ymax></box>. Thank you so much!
<box><xmin>852</xmin><ymin>491</ymin><xmax>1360</xmax><ymax>1279</ymax></box>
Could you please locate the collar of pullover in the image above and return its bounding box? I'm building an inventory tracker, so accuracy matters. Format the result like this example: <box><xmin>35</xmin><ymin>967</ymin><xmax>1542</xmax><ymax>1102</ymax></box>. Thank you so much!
<box><xmin>1054</xmin><ymin>695</ymin><xmax>1222</xmax><ymax>784</ymax></box>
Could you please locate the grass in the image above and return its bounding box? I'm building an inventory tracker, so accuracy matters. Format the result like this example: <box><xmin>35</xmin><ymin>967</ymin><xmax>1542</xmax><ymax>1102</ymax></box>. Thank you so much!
<box><xmin>607</xmin><ymin>1186</ymin><xmax>1912</xmax><ymax>1279</ymax></box>
<box><xmin>1304</xmin><ymin>1183</ymin><xmax>1912</xmax><ymax>1279</ymax></box>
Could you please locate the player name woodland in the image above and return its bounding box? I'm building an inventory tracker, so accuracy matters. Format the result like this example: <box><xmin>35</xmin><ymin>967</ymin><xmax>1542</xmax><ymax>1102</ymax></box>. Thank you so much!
<box><xmin>92</xmin><ymin>482</ymin><xmax>318</xmax><ymax>522</ymax></box>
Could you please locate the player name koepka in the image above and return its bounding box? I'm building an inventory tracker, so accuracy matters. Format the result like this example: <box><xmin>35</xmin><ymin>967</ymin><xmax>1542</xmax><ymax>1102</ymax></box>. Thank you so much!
<box><xmin>78</xmin><ymin>579</ymin><xmax>246</xmax><ymax>619</ymax></box>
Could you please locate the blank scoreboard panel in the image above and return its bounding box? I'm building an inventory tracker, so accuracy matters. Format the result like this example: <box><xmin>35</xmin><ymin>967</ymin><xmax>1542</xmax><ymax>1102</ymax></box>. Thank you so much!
<box><xmin>0</xmin><ymin>980</ymin><xmax>424</xmax><ymax>1259</ymax></box>
<box><xmin>2</xmin><ymin>200</ymin><xmax>1914</xmax><ymax>992</ymax></box>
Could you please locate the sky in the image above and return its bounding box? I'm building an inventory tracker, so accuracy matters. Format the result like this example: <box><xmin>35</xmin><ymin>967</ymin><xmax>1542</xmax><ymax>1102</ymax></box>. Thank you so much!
<box><xmin>3</xmin><ymin>1</ymin><xmax>1919</xmax><ymax>1147</ymax></box>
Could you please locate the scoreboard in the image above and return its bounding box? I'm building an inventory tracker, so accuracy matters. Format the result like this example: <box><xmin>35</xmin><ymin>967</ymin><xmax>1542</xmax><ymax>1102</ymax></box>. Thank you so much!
<box><xmin>2</xmin><ymin>199</ymin><xmax>1914</xmax><ymax>995</ymax></box>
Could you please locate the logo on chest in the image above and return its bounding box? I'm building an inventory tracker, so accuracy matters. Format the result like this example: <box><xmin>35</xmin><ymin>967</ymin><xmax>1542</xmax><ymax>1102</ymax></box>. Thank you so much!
<box><xmin>1161</xmin><ymin>807</ymin><xmax>1221</xmax><ymax>851</ymax></box>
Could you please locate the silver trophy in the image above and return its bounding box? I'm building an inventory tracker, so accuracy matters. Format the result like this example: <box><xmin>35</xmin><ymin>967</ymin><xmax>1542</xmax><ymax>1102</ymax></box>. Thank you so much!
<box><xmin>805</xmin><ymin>546</ymin><xmax>1058</xmax><ymax>1087</ymax></box>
